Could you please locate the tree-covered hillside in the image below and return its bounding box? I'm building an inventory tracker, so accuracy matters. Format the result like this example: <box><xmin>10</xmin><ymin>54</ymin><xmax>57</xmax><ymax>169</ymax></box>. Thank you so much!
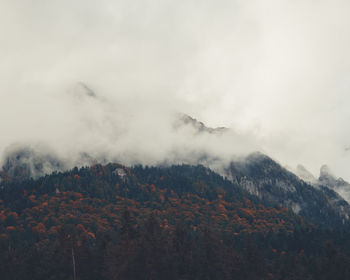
<box><xmin>1</xmin><ymin>164</ymin><xmax>350</xmax><ymax>279</ymax></box>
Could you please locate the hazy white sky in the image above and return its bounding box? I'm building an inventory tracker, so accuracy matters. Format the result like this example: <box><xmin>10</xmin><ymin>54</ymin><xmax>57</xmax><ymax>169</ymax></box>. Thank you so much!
<box><xmin>1</xmin><ymin>0</ymin><xmax>350</xmax><ymax>179</ymax></box>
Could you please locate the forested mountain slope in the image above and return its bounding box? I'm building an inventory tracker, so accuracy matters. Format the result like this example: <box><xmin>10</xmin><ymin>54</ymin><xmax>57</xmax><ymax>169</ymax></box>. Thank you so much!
<box><xmin>0</xmin><ymin>164</ymin><xmax>302</xmax><ymax>239</ymax></box>
<box><xmin>227</xmin><ymin>153</ymin><xmax>350</xmax><ymax>228</ymax></box>
<box><xmin>1</xmin><ymin>164</ymin><xmax>350</xmax><ymax>279</ymax></box>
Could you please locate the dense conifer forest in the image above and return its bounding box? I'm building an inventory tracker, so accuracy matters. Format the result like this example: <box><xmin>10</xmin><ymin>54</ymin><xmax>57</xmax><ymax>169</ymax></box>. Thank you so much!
<box><xmin>1</xmin><ymin>164</ymin><xmax>350</xmax><ymax>279</ymax></box>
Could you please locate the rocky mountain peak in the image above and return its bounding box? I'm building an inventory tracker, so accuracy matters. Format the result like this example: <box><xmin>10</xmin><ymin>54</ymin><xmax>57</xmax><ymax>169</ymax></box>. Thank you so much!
<box><xmin>320</xmin><ymin>164</ymin><xmax>335</xmax><ymax>180</ymax></box>
<box><xmin>174</xmin><ymin>114</ymin><xmax>228</xmax><ymax>135</ymax></box>
<box><xmin>295</xmin><ymin>164</ymin><xmax>316</xmax><ymax>183</ymax></box>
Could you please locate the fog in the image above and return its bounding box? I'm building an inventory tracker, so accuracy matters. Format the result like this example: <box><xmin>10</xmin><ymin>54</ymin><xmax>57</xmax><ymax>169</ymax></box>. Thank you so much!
<box><xmin>1</xmin><ymin>0</ymin><xmax>350</xmax><ymax>180</ymax></box>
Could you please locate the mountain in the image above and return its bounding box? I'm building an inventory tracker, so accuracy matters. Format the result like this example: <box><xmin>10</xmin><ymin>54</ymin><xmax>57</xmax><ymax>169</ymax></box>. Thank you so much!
<box><xmin>318</xmin><ymin>165</ymin><xmax>350</xmax><ymax>204</ymax></box>
<box><xmin>0</xmin><ymin>163</ymin><xmax>302</xmax><ymax>236</ymax></box>
<box><xmin>174</xmin><ymin>114</ymin><xmax>228</xmax><ymax>134</ymax></box>
<box><xmin>226</xmin><ymin>153</ymin><xmax>350</xmax><ymax>228</ymax></box>
<box><xmin>2</xmin><ymin>114</ymin><xmax>350</xmax><ymax>278</ymax></box>
<box><xmin>0</xmin><ymin>163</ymin><xmax>304</xmax><ymax>278</ymax></box>
<box><xmin>1</xmin><ymin>116</ymin><xmax>349</xmax><ymax>231</ymax></box>
<box><xmin>0</xmin><ymin>146</ymin><xmax>64</xmax><ymax>182</ymax></box>
<box><xmin>2</xmin><ymin>144</ymin><xmax>350</xmax><ymax>230</ymax></box>
<box><xmin>0</xmin><ymin>146</ymin><xmax>105</xmax><ymax>185</ymax></box>
<box><xmin>2</xmin><ymin>163</ymin><xmax>350</xmax><ymax>279</ymax></box>
<box><xmin>74</xmin><ymin>82</ymin><xmax>97</xmax><ymax>98</ymax></box>
<box><xmin>295</xmin><ymin>164</ymin><xmax>317</xmax><ymax>183</ymax></box>
<box><xmin>294</xmin><ymin>163</ymin><xmax>350</xmax><ymax>205</ymax></box>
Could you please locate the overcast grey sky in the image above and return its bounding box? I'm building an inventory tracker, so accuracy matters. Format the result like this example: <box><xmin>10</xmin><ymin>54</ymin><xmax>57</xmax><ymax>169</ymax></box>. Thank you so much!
<box><xmin>1</xmin><ymin>0</ymin><xmax>350</xmax><ymax>179</ymax></box>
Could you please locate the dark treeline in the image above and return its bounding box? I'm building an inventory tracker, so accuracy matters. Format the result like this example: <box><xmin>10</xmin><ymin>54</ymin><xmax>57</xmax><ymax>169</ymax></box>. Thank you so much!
<box><xmin>1</xmin><ymin>209</ymin><xmax>350</xmax><ymax>280</ymax></box>
<box><xmin>1</xmin><ymin>164</ymin><xmax>350</xmax><ymax>279</ymax></box>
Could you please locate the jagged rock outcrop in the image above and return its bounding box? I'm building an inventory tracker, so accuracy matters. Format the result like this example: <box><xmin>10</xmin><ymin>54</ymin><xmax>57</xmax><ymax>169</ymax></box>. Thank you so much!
<box><xmin>1</xmin><ymin>145</ymin><xmax>65</xmax><ymax>182</ymax></box>
<box><xmin>174</xmin><ymin>114</ymin><xmax>228</xmax><ymax>135</ymax></box>
<box><xmin>226</xmin><ymin>153</ymin><xmax>350</xmax><ymax>227</ymax></box>
<box><xmin>295</xmin><ymin>164</ymin><xmax>317</xmax><ymax>184</ymax></box>
<box><xmin>318</xmin><ymin>164</ymin><xmax>350</xmax><ymax>204</ymax></box>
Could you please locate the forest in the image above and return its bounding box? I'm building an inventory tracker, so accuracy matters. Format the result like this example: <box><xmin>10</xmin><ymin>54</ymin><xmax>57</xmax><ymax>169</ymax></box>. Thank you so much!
<box><xmin>1</xmin><ymin>163</ymin><xmax>350</xmax><ymax>279</ymax></box>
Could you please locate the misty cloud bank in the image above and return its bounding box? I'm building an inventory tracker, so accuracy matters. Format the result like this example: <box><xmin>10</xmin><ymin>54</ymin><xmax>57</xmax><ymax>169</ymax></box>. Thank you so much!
<box><xmin>1</xmin><ymin>0</ymin><xmax>350</xmax><ymax>180</ymax></box>
<box><xmin>0</xmin><ymin>84</ymin><xmax>260</xmax><ymax>177</ymax></box>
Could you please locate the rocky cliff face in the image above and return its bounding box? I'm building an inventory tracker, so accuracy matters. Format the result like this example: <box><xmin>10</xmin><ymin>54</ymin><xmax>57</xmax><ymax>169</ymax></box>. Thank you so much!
<box><xmin>1</xmin><ymin>146</ymin><xmax>64</xmax><ymax>182</ymax></box>
<box><xmin>318</xmin><ymin>164</ymin><xmax>350</xmax><ymax>204</ymax></box>
<box><xmin>226</xmin><ymin>153</ymin><xmax>350</xmax><ymax>227</ymax></box>
<box><xmin>295</xmin><ymin>164</ymin><xmax>317</xmax><ymax>184</ymax></box>
<box><xmin>174</xmin><ymin>114</ymin><xmax>228</xmax><ymax>134</ymax></box>
<box><xmin>1</xmin><ymin>114</ymin><xmax>350</xmax><ymax>230</ymax></box>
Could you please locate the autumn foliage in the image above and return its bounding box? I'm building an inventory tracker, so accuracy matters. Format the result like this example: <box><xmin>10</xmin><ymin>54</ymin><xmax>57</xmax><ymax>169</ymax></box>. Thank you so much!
<box><xmin>0</xmin><ymin>164</ymin><xmax>350</xmax><ymax>279</ymax></box>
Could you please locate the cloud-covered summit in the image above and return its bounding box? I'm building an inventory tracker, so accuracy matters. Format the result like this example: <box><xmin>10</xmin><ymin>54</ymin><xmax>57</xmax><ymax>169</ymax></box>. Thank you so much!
<box><xmin>174</xmin><ymin>114</ymin><xmax>229</xmax><ymax>135</ymax></box>
<box><xmin>1</xmin><ymin>0</ymin><xmax>350</xmax><ymax>180</ymax></box>
<box><xmin>0</xmin><ymin>86</ymin><xmax>259</xmax><ymax>179</ymax></box>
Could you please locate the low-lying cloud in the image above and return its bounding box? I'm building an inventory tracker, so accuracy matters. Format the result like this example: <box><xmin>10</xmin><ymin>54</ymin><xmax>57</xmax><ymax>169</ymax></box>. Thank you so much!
<box><xmin>1</xmin><ymin>0</ymin><xmax>350</xmax><ymax>180</ymax></box>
